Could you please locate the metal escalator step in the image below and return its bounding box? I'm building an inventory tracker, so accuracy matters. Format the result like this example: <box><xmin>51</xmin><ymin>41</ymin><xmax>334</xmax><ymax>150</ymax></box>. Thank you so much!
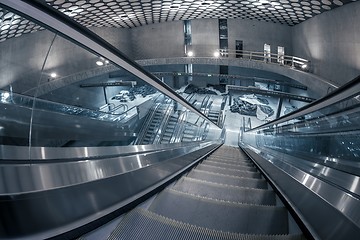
<box><xmin>208</xmin><ymin>154</ymin><xmax>250</xmax><ymax>160</ymax></box>
<box><xmin>196</xmin><ymin>165</ymin><xmax>261</xmax><ymax>179</ymax></box>
<box><xmin>172</xmin><ymin>177</ymin><xmax>275</xmax><ymax>205</ymax></box>
<box><xmin>149</xmin><ymin>189</ymin><xmax>289</xmax><ymax>235</ymax></box>
<box><xmin>210</xmin><ymin>154</ymin><xmax>250</xmax><ymax>160</ymax></box>
<box><xmin>187</xmin><ymin>169</ymin><xmax>268</xmax><ymax>189</ymax></box>
<box><xmin>108</xmin><ymin>208</ymin><xmax>305</xmax><ymax>240</ymax></box>
<box><xmin>206</xmin><ymin>158</ymin><xmax>253</xmax><ymax>166</ymax></box>
<box><xmin>203</xmin><ymin>160</ymin><xmax>257</xmax><ymax>172</ymax></box>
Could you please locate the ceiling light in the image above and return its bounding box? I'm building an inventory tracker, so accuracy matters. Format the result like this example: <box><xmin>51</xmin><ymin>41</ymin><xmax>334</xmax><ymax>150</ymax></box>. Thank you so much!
<box><xmin>50</xmin><ymin>72</ymin><xmax>57</xmax><ymax>78</ymax></box>
<box><xmin>96</xmin><ymin>61</ymin><xmax>104</xmax><ymax>66</ymax></box>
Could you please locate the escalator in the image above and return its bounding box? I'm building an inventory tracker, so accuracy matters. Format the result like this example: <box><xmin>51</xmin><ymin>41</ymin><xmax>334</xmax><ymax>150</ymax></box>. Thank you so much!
<box><xmin>207</xmin><ymin>109</ymin><xmax>221</xmax><ymax>124</ymax></box>
<box><xmin>160</xmin><ymin>115</ymin><xmax>178</xmax><ymax>144</ymax></box>
<box><xmin>81</xmin><ymin>145</ymin><xmax>305</xmax><ymax>240</ymax></box>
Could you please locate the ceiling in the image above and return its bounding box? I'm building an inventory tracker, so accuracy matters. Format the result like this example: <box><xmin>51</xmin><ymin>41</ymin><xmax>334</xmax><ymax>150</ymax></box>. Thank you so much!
<box><xmin>0</xmin><ymin>0</ymin><xmax>358</xmax><ymax>42</ymax></box>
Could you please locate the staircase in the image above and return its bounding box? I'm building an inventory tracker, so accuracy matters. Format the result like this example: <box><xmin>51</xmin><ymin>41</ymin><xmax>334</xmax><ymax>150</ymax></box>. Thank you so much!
<box><xmin>99</xmin><ymin>146</ymin><xmax>305</xmax><ymax>240</ymax></box>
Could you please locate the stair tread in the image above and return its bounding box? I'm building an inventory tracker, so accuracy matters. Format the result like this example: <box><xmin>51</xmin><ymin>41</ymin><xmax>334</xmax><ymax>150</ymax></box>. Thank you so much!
<box><xmin>108</xmin><ymin>208</ymin><xmax>305</xmax><ymax>240</ymax></box>
<box><xmin>149</xmin><ymin>189</ymin><xmax>289</xmax><ymax>234</ymax></box>
<box><xmin>187</xmin><ymin>169</ymin><xmax>268</xmax><ymax>189</ymax></box>
<box><xmin>203</xmin><ymin>161</ymin><xmax>257</xmax><ymax>171</ymax></box>
<box><xmin>172</xmin><ymin>177</ymin><xmax>275</xmax><ymax>205</ymax></box>
<box><xmin>196</xmin><ymin>164</ymin><xmax>262</xmax><ymax>179</ymax></box>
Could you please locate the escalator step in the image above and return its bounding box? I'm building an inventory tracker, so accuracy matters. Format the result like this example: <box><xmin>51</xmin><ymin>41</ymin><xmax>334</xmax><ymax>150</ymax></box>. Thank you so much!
<box><xmin>149</xmin><ymin>189</ymin><xmax>289</xmax><ymax>235</ymax></box>
<box><xmin>210</xmin><ymin>154</ymin><xmax>249</xmax><ymax>160</ymax></box>
<box><xmin>202</xmin><ymin>160</ymin><xmax>257</xmax><ymax>172</ymax></box>
<box><xmin>108</xmin><ymin>208</ymin><xmax>305</xmax><ymax>240</ymax></box>
<box><xmin>187</xmin><ymin>169</ymin><xmax>268</xmax><ymax>189</ymax></box>
<box><xmin>172</xmin><ymin>177</ymin><xmax>275</xmax><ymax>205</ymax></box>
<box><xmin>196</xmin><ymin>165</ymin><xmax>261</xmax><ymax>179</ymax></box>
<box><xmin>206</xmin><ymin>157</ymin><xmax>252</xmax><ymax>166</ymax></box>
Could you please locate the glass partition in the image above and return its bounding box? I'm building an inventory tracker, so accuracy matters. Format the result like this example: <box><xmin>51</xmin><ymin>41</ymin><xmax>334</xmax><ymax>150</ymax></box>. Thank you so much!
<box><xmin>240</xmin><ymin>83</ymin><xmax>360</xmax><ymax>175</ymax></box>
<box><xmin>0</xmin><ymin>5</ymin><xmax>223</xmax><ymax>159</ymax></box>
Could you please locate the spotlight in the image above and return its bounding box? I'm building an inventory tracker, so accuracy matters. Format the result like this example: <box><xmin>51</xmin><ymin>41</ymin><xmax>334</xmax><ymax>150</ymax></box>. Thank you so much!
<box><xmin>301</xmin><ymin>64</ymin><xmax>308</xmax><ymax>70</ymax></box>
<box><xmin>50</xmin><ymin>72</ymin><xmax>57</xmax><ymax>78</ymax></box>
<box><xmin>214</xmin><ymin>51</ymin><xmax>220</xmax><ymax>57</ymax></box>
<box><xmin>187</xmin><ymin>51</ymin><xmax>194</xmax><ymax>57</ymax></box>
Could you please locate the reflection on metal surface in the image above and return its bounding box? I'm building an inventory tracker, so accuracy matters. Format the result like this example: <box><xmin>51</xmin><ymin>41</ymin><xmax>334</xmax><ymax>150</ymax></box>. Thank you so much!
<box><xmin>0</xmin><ymin>141</ymin><xmax>216</xmax><ymax>194</ymax></box>
<box><xmin>0</xmin><ymin>141</ymin><xmax>199</xmax><ymax>160</ymax></box>
<box><xmin>0</xmin><ymin>142</ymin><xmax>220</xmax><ymax>239</ymax></box>
<box><xmin>243</xmin><ymin>146</ymin><xmax>360</xmax><ymax>240</ymax></box>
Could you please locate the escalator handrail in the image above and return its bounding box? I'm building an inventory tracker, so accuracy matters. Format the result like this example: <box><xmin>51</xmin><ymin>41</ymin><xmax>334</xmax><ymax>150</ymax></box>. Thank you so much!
<box><xmin>247</xmin><ymin>75</ymin><xmax>360</xmax><ymax>132</ymax></box>
<box><xmin>0</xmin><ymin>0</ymin><xmax>221</xmax><ymax>130</ymax></box>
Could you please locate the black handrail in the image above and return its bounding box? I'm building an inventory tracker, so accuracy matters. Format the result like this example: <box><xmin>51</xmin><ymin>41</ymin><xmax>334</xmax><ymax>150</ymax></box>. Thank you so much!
<box><xmin>0</xmin><ymin>0</ymin><xmax>221</xmax><ymax>129</ymax></box>
<box><xmin>247</xmin><ymin>75</ymin><xmax>360</xmax><ymax>132</ymax></box>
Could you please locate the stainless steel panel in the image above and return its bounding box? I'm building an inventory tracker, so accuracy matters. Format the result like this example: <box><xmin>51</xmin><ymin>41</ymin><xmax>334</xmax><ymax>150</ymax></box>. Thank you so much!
<box><xmin>0</xmin><ymin>141</ymin><xmax>216</xmax><ymax>194</ymax></box>
<box><xmin>0</xmin><ymin>142</ymin><xmax>220</xmax><ymax>239</ymax></box>
<box><xmin>243</xmin><ymin>146</ymin><xmax>360</xmax><ymax>240</ymax></box>
<box><xmin>0</xmin><ymin>141</ymin><xmax>201</xmax><ymax>160</ymax></box>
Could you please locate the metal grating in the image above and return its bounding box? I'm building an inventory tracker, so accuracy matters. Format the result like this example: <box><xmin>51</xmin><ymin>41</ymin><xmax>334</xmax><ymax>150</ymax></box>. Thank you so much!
<box><xmin>0</xmin><ymin>0</ymin><xmax>358</xmax><ymax>42</ymax></box>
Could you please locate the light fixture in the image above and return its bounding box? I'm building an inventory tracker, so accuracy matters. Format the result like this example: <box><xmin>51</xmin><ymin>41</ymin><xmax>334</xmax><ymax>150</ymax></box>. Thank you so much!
<box><xmin>187</xmin><ymin>51</ymin><xmax>194</xmax><ymax>57</ymax></box>
<box><xmin>50</xmin><ymin>72</ymin><xmax>57</xmax><ymax>78</ymax></box>
<box><xmin>301</xmin><ymin>64</ymin><xmax>308</xmax><ymax>70</ymax></box>
<box><xmin>214</xmin><ymin>51</ymin><xmax>220</xmax><ymax>57</ymax></box>
<box><xmin>96</xmin><ymin>61</ymin><xmax>104</xmax><ymax>66</ymax></box>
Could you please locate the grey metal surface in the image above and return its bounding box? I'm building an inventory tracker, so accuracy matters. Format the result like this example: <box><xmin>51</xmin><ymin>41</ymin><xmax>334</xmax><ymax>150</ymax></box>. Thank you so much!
<box><xmin>187</xmin><ymin>169</ymin><xmax>268</xmax><ymax>189</ymax></box>
<box><xmin>149</xmin><ymin>188</ymin><xmax>288</xmax><ymax>234</ymax></box>
<box><xmin>0</xmin><ymin>141</ymin><xmax>216</xmax><ymax>195</ymax></box>
<box><xmin>172</xmin><ymin>177</ymin><xmax>276</xmax><ymax>205</ymax></box>
<box><xmin>243</xmin><ymin>146</ymin><xmax>360</xmax><ymax>240</ymax></box>
<box><xmin>264</xmin><ymin>148</ymin><xmax>360</xmax><ymax>197</ymax></box>
<box><xmin>0</xmin><ymin>141</ymin><xmax>220</xmax><ymax>239</ymax></box>
<box><xmin>195</xmin><ymin>164</ymin><xmax>261</xmax><ymax>179</ymax></box>
<box><xmin>0</xmin><ymin>141</ymin><xmax>199</xmax><ymax>160</ymax></box>
<box><xmin>108</xmin><ymin>208</ymin><xmax>305</xmax><ymax>240</ymax></box>
<box><xmin>202</xmin><ymin>160</ymin><xmax>257</xmax><ymax>172</ymax></box>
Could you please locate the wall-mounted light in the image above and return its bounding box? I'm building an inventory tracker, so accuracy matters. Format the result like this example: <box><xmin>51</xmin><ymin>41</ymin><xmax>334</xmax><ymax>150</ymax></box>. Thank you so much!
<box><xmin>213</xmin><ymin>51</ymin><xmax>220</xmax><ymax>57</ymax></box>
<box><xmin>187</xmin><ymin>51</ymin><xmax>194</xmax><ymax>57</ymax></box>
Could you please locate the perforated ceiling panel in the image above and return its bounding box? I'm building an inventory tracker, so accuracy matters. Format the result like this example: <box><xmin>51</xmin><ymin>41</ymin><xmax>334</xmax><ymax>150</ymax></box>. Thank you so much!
<box><xmin>43</xmin><ymin>0</ymin><xmax>357</xmax><ymax>27</ymax></box>
<box><xmin>0</xmin><ymin>0</ymin><xmax>358</xmax><ymax>42</ymax></box>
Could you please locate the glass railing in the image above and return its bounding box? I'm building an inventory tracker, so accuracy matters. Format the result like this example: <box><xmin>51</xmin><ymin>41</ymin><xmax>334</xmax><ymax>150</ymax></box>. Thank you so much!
<box><xmin>240</xmin><ymin>75</ymin><xmax>360</xmax><ymax>175</ymax></box>
<box><xmin>0</xmin><ymin>2</ymin><xmax>223</xmax><ymax>157</ymax></box>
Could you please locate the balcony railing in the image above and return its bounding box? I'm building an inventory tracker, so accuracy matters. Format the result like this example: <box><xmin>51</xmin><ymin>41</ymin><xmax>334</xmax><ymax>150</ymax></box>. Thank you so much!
<box><xmin>216</xmin><ymin>49</ymin><xmax>310</xmax><ymax>72</ymax></box>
